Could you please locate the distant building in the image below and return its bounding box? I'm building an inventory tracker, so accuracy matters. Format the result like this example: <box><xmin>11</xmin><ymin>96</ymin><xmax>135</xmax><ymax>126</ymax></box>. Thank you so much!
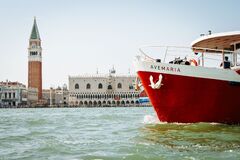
<box><xmin>42</xmin><ymin>89</ymin><xmax>55</xmax><ymax>106</ymax></box>
<box><xmin>0</xmin><ymin>81</ymin><xmax>27</xmax><ymax>107</ymax></box>
<box><xmin>27</xmin><ymin>87</ymin><xmax>38</xmax><ymax>106</ymax></box>
<box><xmin>55</xmin><ymin>85</ymin><xmax>69</xmax><ymax>106</ymax></box>
<box><xmin>42</xmin><ymin>85</ymin><xmax>69</xmax><ymax>107</ymax></box>
<box><xmin>28</xmin><ymin>17</ymin><xmax>42</xmax><ymax>101</ymax></box>
<box><xmin>68</xmin><ymin>70</ymin><xmax>140</xmax><ymax>107</ymax></box>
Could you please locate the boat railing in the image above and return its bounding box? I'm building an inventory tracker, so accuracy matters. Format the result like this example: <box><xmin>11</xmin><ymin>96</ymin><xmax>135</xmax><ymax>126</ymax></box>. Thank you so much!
<box><xmin>139</xmin><ymin>45</ymin><xmax>236</xmax><ymax>68</ymax></box>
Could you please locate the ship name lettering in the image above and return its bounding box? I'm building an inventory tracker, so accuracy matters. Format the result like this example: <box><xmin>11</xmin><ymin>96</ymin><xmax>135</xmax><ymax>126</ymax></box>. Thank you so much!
<box><xmin>150</xmin><ymin>65</ymin><xmax>180</xmax><ymax>72</ymax></box>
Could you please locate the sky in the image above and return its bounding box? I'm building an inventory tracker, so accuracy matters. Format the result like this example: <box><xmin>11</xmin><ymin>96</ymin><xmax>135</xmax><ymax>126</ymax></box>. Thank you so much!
<box><xmin>0</xmin><ymin>0</ymin><xmax>239</xmax><ymax>89</ymax></box>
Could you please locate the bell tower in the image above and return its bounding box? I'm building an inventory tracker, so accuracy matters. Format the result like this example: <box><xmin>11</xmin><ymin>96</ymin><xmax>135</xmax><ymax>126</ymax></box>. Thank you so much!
<box><xmin>28</xmin><ymin>17</ymin><xmax>42</xmax><ymax>100</ymax></box>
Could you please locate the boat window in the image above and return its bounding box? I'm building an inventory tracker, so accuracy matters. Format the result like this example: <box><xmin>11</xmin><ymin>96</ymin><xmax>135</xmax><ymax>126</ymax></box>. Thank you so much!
<box><xmin>236</xmin><ymin>43</ymin><xmax>240</xmax><ymax>50</ymax></box>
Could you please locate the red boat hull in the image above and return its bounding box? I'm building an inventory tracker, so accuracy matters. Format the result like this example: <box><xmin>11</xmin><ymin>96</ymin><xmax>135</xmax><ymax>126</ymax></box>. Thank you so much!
<box><xmin>138</xmin><ymin>71</ymin><xmax>240</xmax><ymax>124</ymax></box>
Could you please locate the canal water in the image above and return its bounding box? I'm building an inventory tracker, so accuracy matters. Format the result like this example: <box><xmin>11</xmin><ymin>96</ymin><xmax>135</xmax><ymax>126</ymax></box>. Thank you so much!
<box><xmin>0</xmin><ymin>107</ymin><xmax>239</xmax><ymax>160</ymax></box>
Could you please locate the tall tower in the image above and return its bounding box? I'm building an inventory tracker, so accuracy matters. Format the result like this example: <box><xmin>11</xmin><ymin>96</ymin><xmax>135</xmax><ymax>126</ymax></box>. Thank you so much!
<box><xmin>28</xmin><ymin>17</ymin><xmax>42</xmax><ymax>100</ymax></box>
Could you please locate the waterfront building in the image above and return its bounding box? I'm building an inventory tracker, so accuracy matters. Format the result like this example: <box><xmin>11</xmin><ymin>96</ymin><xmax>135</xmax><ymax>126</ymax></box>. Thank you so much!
<box><xmin>42</xmin><ymin>89</ymin><xmax>55</xmax><ymax>106</ymax></box>
<box><xmin>68</xmin><ymin>69</ymin><xmax>141</xmax><ymax>107</ymax></box>
<box><xmin>27</xmin><ymin>87</ymin><xmax>38</xmax><ymax>106</ymax></box>
<box><xmin>42</xmin><ymin>85</ymin><xmax>69</xmax><ymax>107</ymax></box>
<box><xmin>28</xmin><ymin>17</ymin><xmax>42</xmax><ymax>101</ymax></box>
<box><xmin>55</xmin><ymin>85</ymin><xmax>69</xmax><ymax>106</ymax></box>
<box><xmin>0</xmin><ymin>81</ymin><xmax>27</xmax><ymax>107</ymax></box>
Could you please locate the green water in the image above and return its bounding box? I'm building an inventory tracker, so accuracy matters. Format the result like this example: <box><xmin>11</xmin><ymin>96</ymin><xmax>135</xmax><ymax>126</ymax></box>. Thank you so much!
<box><xmin>0</xmin><ymin>107</ymin><xmax>239</xmax><ymax>160</ymax></box>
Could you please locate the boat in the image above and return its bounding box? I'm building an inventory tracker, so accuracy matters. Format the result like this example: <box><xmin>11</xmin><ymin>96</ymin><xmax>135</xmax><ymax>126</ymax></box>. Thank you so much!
<box><xmin>138</xmin><ymin>90</ymin><xmax>150</xmax><ymax>104</ymax></box>
<box><xmin>134</xmin><ymin>31</ymin><xmax>240</xmax><ymax>124</ymax></box>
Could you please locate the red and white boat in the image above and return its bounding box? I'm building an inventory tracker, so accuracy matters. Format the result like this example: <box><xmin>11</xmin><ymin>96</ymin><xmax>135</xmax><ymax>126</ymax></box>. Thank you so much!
<box><xmin>134</xmin><ymin>31</ymin><xmax>240</xmax><ymax>124</ymax></box>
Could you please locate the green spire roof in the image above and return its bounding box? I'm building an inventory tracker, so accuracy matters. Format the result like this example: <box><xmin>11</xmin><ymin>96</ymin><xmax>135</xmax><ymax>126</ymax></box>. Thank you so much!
<box><xmin>30</xmin><ymin>17</ymin><xmax>41</xmax><ymax>40</ymax></box>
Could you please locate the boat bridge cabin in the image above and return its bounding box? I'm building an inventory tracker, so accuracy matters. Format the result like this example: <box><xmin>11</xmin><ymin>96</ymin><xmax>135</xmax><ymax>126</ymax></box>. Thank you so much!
<box><xmin>191</xmin><ymin>31</ymin><xmax>240</xmax><ymax>69</ymax></box>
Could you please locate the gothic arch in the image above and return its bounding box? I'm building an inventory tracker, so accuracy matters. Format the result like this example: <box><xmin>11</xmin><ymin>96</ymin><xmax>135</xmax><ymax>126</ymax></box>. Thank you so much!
<box><xmin>129</xmin><ymin>85</ymin><xmax>134</xmax><ymax>90</ymax></box>
<box><xmin>75</xmin><ymin>83</ymin><xmax>79</xmax><ymax>89</ymax></box>
<box><xmin>117</xmin><ymin>83</ymin><xmax>122</xmax><ymax>89</ymax></box>
<box><xmin>86</xmin><ymin>83</ymin><xmax>91</xmax><ymax>89</ymax></box>
<box><xmin>98</xmin><ymin>83</ymin><xmax>103</xmax><ymax>89</ymax></box>
<box><xmin>89</xmin><ymin>101</ymin><xmax>93</xmax><ymax>106</ymax></box>
<box><xmin>108</xmin><ymin>85</ymin><xmax>112</xmax><ymax>90</ymax></box>
<box><xmin>75</xmin><ymin>101</ymin><xmax>78</xmax><ymax>105</ymax></box>
<box><xmin>117</xmin><ymin>101</ymin><xmax>120</xmax><ymax>105</ymax></box>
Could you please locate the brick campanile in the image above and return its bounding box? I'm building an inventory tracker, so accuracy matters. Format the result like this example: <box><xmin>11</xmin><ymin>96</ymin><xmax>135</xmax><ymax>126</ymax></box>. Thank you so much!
<box><xmin>28</xmin><ymin>17</ymin><xmax>42</xmax><ymax>100</ymax></box>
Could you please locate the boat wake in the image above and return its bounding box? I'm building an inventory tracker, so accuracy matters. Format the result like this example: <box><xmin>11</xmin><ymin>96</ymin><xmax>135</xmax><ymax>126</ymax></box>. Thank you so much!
<box><xmin>143</xmin><ymin>115</ymin><xmax>161</xmax><ymax>124</ymax></box>
<box><xmin>143</xmin><ymin>115</ymin><xmax>224</xmax><ymax>126</ymax></box>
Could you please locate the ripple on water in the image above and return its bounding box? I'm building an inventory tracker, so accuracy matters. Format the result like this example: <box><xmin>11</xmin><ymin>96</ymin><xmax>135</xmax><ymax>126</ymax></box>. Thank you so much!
<box><xmin>0</xmin><ymin>108</ymin><xmax>239</xmax><ymax>160</ymax></box>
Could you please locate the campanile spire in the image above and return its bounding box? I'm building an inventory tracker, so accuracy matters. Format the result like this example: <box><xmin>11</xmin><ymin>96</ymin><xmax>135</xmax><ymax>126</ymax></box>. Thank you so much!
<box><xmin>28</xmin><ymin>17</ymin><xmax>42</xmax><ymax>101</ymax></box>
<box><xmin>30</xmin><ymin>17</ymin><xmax>41</xmax><ymax>40</ymax></box>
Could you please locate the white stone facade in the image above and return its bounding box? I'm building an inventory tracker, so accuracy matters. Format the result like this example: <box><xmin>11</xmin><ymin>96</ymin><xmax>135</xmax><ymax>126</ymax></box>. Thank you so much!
<box><xmin>42</xmin><ymin>86</ymin><xmax>69</xmax><ymax>107</ymax></box>
<box><xmin>68</xmin><ymin>73</ymin><xmax>140</xmax><ymax>107</ymax></box>
<box><xmin>0</xmin><ymin>81</ymin><xmax>27</xmax><ymax>107</ymax></box>
<box><xmin>55</xmin><ymin>87</ymin><xmax>69</xmax><ymax>106</ymax></box>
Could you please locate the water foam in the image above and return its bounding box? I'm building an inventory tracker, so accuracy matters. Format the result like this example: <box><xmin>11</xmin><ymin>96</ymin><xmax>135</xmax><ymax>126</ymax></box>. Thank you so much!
<box><xmin>143</xmin><ymin>115</ymin><xmax>160</xmax><ymax>124</ymax></box>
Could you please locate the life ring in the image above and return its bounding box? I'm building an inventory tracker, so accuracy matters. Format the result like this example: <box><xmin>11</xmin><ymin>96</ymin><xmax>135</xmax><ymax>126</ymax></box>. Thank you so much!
<box><xmin>189</xmin><ymin>59</ymin><xmax>198</xmax><ymax>66</ymax></box>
